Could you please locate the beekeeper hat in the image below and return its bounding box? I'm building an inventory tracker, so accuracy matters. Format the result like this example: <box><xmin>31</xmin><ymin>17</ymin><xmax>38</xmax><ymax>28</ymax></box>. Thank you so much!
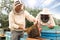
<box><xmin>13</xmin><ymin>0</ymin><xmax>24</xmax><ymax>11</ymax></box>
<box><xmin>40</xmin><ymin>8</ymin><xmax>52</xmax><ymax>14</ymax></box>
<box><xmin>14</xmin><ymin>0</ymin><xmax>23</xmax><ymax>6</ymax></box>
<box><xmin>14</xmin><ymin>0</ymin><xmax>22</xmax><ymax>3</ymax></box>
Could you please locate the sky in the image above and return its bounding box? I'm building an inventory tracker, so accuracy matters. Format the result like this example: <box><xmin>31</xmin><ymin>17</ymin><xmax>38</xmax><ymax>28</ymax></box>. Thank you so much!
<box><xmin>21</xmin><ymin>0</ymin><xmax>60</xmax><ymax>19</ymax></box>
<box><xmin>0</xmin><ymin>0</ymin><xmax>60</xmax><ymax>19</ymax></box>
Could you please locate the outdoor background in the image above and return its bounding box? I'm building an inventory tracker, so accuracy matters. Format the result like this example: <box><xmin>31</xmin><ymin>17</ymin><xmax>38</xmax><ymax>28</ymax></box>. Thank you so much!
<box><xmin>0</xmin><ymin>0</ymin><xmax>60</xmax><ymax>28</ymax></box>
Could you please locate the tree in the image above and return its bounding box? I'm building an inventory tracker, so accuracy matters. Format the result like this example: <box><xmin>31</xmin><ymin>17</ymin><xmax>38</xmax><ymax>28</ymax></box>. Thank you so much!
<box><xmin>0</xmin><ymin>0</ymin><xmax>13</xmax><ymax>27</ymax></box>
<box><xmin>1</xmin><ymin>14</ymin><xmax>8</xmax><ymax>27</ymax></box>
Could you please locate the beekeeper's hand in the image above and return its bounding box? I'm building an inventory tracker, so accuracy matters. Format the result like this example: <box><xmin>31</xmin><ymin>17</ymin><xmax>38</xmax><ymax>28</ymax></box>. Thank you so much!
<box><xmin>34</xmin><ymin>19</ymin><xmax>38</xmax><ymax>26</ymax></box>
<box><xmin>34</xmin><ymin>19</ymin><xmax>42</xmax><ymax>33</ymax></box>
<box><xmin>48</xmin><ymin>24</ymin><xmax>54</xmax><ymax>29</ymax></box>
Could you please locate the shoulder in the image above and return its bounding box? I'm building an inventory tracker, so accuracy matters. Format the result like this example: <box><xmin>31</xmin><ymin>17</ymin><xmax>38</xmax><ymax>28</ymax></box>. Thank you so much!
<box><xmin>9</xmin><ymin>11</ymin><xmax>14</xmax><ymax>15</ymax></box>
<box><xmin>9</xmin><ymin>11</ymin><xmax>15</xmax><ymax>17</ymax></box>
<box><xmin>37</xmin><ymin>12</ymin><xmax>41</xmax><ymax>16</ymax></box>
<box><xmin>24</xmin><ymin>10</ymin><xmax>29</xmax><ymax>14</ymax></box>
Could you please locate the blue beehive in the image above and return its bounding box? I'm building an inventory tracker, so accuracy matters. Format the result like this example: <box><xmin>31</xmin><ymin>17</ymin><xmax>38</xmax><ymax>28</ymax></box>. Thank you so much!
<box><xmin>41</xmin><ymin>25</ymin><xmax>60</xmax><ymax>40</ymax></box>
<box><xmin>5</xmin><ymin>31</ymin><xmax>28</xmax><ymax>40</ymax></box>
<box><xmin>20</xmin><ymin>32</ymin><xmax>28</xmax><ymax>40</ymax></box>
<box><xmin>5</xmin><ymin>31</ymin><xmax>11</xmax><ymax>40</ymax></box>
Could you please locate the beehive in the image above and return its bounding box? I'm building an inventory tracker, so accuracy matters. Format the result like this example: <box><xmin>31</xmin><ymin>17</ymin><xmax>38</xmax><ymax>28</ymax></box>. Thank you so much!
<box><xmin>5</xmin><ymin>31</ymin><xmax>11</xmax><ymax>40</ymax></box>
<box><xmin>20</xmin><ymin>32</ymin><xmax>28</xmax><ymax>40</ymax></box>
<box><xmin>41</xmin><ymin>25</ymin><xmax>60</xmax><ymax>40</ymax></box>
<box><xmin>5</xmin><ymin>32</ymin><xmax>28</xmax><ymax>40</ymax></box>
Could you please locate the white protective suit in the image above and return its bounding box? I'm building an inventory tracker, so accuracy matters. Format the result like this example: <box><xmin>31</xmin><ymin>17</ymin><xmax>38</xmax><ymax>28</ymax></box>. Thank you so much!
<box><xmin>36</xmin><ymin>8</ymin><xmax>55</xmax><ymax>28</ymax></box>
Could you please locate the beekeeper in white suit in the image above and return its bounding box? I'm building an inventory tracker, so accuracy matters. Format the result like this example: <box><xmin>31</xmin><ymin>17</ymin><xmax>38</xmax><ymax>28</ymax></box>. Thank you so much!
<box><xmin>36</xmin><ymin>8</ymin><xmax>55</xmax><ymax>29</ymax></box>
<box><xmin>9</xmin><ymin>0</ymin><xmax>38</xmax><ymax>40</ymax></box>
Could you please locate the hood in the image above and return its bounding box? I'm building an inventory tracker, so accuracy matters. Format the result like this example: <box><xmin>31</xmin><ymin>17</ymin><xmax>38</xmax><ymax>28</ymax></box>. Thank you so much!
<box><xmin>40</xmin><ymin>8</ymin><xmax>52</xmax><ymax>15</ymax></box>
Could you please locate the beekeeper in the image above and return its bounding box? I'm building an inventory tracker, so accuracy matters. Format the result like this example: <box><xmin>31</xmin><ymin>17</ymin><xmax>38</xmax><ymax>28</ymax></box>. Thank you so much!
<box><xmin>36</xmin><ymin>8</ymin><xmax>55</xmax><ymax>29</ymax></box>
<box><xmin>9</xmin><ymin>0</ymin><xmax>37</xmax><ymax>40</ymax></box>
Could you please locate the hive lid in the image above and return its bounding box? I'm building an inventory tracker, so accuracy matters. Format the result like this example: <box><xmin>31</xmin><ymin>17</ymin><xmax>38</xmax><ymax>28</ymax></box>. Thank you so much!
<box><xmin>41</xmin><ymin>25</ymin><xmax>60</xmax><ymax>33</ymax></box>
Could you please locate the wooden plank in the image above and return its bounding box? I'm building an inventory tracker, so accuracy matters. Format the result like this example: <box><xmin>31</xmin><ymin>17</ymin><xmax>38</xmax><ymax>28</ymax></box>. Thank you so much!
<box><xmin>0</xmin><ymin>34</ymin><xmax>5</xmax><ymax>37</ymax></box>
<box><xmin>26</xmin><ymin>38</ymin><xmax>47</xmax><ymax>40</ymax></box>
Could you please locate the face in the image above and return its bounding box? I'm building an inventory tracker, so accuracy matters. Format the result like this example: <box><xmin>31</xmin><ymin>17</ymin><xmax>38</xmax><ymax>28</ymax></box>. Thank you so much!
<box><xmin>15</xmin><ymin>4</ymin><xmax>24</xmax><ymax>13</ymax></box>
<box><xmin>41</xmin><ymin>14</ymin><xmax>50</xmax><ymax>23</ymax></box>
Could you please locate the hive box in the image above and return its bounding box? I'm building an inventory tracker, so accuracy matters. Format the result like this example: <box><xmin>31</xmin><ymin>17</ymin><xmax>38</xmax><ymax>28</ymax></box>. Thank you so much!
<box><xmin>41</xmin><ymin>25</ymin><xmax>60</xmax><ymax>40</ymax></box>
<box><xmin>20</xmin><ymin>32</ymin><xmax>28</xmax><ymax>40</ymax></box>
<box><xmin>26</xmin><ymin>38</ymin><xmax>49</xmax><ymax>40</ymax></box>
<box><xmin>27</xmin><ymin>38</ymin><xmax>39</xmax><ymax>40</ymax></box>
<box><xmin>5</xmin><ymin>31</ymin><xmax>11</xmax><ymax>40</ymax></box>
<box><xmin>5</xmin><ymin>32</ymin><xmax>28</xmax><ymax>40</ymax></box>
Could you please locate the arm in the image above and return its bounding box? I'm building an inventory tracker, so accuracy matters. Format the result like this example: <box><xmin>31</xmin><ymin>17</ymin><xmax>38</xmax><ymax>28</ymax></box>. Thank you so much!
<box><xmin>25</xmin><ymin>10</ymin><xmax>36</xmax><ymax>22</ymax></box>
<box><xmin>36</xmin><ymin>13</ymin><xmax>41</xmax><ymax>27</ymax></box>
<box><xmin>9</xmin><ymin>11</ymin><xmax>19</xmax><ymax>29</ymax></box>
<box><xmin>48</xmin><ymin>15</ymin><xmax>56</xmax><ymax>29</ymax></box>
<box><xmin>36</xmin><ymin>13</ymin><xmax>40</xmax><ymax>19</ymax></box>
<box><xmin>50</xmin><ymin>15</ymin><xmax>56</xmax><ymax>26</ymax></box>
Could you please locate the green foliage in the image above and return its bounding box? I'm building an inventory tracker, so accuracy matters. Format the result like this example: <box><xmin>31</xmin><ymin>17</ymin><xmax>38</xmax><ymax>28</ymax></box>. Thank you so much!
<box><xmin>54</xmin><ymin>18</ymin><xmax>60</xmax><ymax>26</ymax></box>
<box><xmin>25</xmin><ymin>19</ymin><xmax>33</xmax><ymax>28</ymax></box>
<box><xmin>25</xmin><ymin>8</ymin><xmax>42</xmax><ymax>28</ymax></box>
<box><xmin>1</xmin><ymin>14</ymin><xmax>9</xmax><ymax>27</ymax></box>
<box><xmin>25</xmin><ymin>7</ymin><xmax>42</xmax><ymax>17</ymax></box>
<box><xmin>0</xmin><ymin>0</ymin><xmax>13</xmax><ymax>28</ymax></box>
